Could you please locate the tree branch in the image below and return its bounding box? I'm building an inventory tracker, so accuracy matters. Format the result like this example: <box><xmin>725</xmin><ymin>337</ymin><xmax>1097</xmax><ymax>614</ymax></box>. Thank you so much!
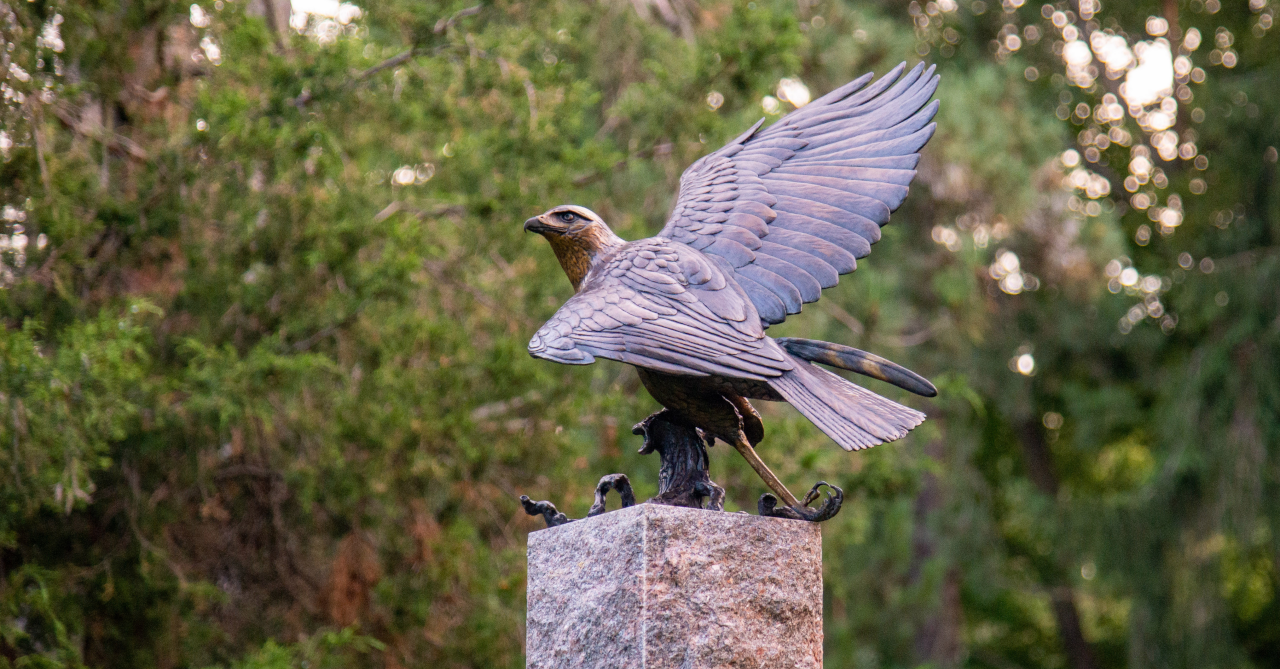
<box><xmin>357</xmin><ymin>49</ymin><xmax>418</xmax><ymax>80</ymax></box>
<box><xmin>361</xmin><ymin>4</ymin><xmax>482</xmax><ymax>79</ymax></box>
<box><xmin>434</xmin><ymin>4</ymin><xmax>483</xmax><ymax>34</ymax></box>
<box><xmin>294</xmin><ymin>4</ymin><xmax>483</xmax><ymax>107</ymax></box>
<box><xmin>123</xmin><ymin>463</ymin><xmax>189</xmax><ymax>588</ymax></box>
<box><xmin>51</xmin><ymin>102</ymin><xmax>148</xmax><ymax>162</ymax></box>
<box><xmin>31</xmin><ymin>102</ymin><xmax>51</xmax><ymax>193</ymax></box>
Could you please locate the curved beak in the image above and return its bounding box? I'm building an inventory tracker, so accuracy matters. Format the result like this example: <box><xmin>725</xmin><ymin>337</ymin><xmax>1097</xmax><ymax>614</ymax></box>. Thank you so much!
<box><xmin>524</xmin><ymin>216</ymin><xmax>547</xmax><ymax>233</ymax></box>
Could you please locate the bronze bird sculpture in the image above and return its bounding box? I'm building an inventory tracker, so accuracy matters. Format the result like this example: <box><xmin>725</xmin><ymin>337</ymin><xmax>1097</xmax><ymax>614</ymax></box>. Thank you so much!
<box><xmin>525</xmin><ymin>63</ymin><xmax>940</xmax><ymax>509</ymax></box>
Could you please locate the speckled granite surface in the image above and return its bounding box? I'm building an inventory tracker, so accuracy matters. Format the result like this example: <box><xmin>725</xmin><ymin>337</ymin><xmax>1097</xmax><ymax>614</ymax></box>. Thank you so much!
<box><xmin>526</xmin><ymin>504</ymin><xmax>822</xmax><ymax>668</ymax></box>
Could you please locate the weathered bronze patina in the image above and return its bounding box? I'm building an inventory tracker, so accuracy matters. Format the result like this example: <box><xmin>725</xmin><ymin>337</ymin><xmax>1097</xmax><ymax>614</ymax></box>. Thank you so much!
<box><xmin>521</xmin><ymin>63</ymin><xmax>939</xmax><ymax>521</ymax></box>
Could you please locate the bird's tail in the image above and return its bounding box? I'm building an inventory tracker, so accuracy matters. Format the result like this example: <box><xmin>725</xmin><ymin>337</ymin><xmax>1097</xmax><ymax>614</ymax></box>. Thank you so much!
<box><xmin>768</xmin><ymin>352</ymin><xmax>926</xmax><ymax>451</ymax></box>
<box><xmin>775</xmin><ymin>337</ymin><xmax>937</xmax><ymax>397</ymax></box>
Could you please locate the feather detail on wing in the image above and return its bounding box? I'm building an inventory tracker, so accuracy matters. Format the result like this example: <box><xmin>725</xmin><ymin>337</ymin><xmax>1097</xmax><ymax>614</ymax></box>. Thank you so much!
<box><xmin>528</xmin><ymin>239</ymin><xmax>793</xmax><ymax>380</ymax></box>
<box><xmin>659</xmin><ymin>62</ymin><xmax>940</xmax><ymax>327</ymax></box>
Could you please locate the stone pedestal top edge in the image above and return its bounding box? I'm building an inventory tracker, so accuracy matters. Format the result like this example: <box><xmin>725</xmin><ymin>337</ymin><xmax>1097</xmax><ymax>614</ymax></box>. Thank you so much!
<box><xmin>526</xmin><ymin>502</ymin><xmax>821</xmax><ymax>538</ymax></box>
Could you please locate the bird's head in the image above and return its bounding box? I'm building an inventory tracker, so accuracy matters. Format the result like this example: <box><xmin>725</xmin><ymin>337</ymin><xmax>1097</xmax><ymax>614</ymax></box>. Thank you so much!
<box><xmin>525</xmin><ymin>205</ymin><xmax>624</xmax><ymax>291</ymax></box>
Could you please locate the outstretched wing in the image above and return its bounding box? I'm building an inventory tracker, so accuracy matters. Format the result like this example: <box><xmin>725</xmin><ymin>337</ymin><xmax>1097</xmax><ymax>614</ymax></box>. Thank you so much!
<box><xmin>659</xmin><ymin>62</ymin><xmax>940</xmax><ymax>326</ymax></box>
<box><xmin>528</xmin><ymin>240</ymin><xmax>792</xmax><ymax>379</ymax></box>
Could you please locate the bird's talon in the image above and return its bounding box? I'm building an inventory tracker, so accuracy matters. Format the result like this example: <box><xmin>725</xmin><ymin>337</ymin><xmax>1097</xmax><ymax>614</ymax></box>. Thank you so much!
<box><xmin>758</xmin><ymin>481</ymin><xmax>843</xmax><ymax>522</ymax></box>
<box><xmin>587</xmin><ymin>474</ymin><xmax>636</xmax><ymax>517</ymax></box>
<box><xmin>520</xmin><ymin>495</ymin><xmax>573</xmax><ymax>527</ymax></box>
<box><xmin>522</xmin><ymin>473</ymin><xmax>637</xmax><ymax>528</ymax></box>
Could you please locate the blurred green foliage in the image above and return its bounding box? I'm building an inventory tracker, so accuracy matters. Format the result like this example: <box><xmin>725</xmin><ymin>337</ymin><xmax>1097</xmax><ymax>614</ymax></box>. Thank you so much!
<box><xmin>0</xmin><ymin>0</ymin><xmax>1276</xmax><ymax>667</ymax></box>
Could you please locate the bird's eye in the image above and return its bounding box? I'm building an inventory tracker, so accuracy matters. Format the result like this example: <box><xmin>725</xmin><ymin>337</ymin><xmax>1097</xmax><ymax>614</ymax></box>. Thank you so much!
<box><xmin>558</xmin><ymin>211</ymin><xmax>576</xmax><ymax>223</ymax></box>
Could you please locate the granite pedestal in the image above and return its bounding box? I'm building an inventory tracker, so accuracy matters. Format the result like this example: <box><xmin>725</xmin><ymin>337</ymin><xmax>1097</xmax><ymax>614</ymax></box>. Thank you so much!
<box><xmin>526</xmin><ymin>503</ymin><xmax>823</xmax><ymax>668</ymax></box>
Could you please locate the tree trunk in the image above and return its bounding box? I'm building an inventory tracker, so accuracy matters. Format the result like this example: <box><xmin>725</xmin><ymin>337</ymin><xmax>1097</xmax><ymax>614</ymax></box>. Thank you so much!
<box><xmin>633</xmin><ymin>409</ymin><xmax>724</xmax><ymax>511</ymax></box>
<box><xmin>1017</xmin><ymin>418</ymin><xmax>1099</xmax><ymax>669</ymax></box>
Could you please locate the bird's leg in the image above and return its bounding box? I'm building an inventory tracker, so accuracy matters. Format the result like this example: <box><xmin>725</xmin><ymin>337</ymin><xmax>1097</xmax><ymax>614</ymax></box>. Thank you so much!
<box><xmin>720</xmin><ymin>395</ymin><xmax>799</xmax><ymax>506</ymax></box>
<box><xmin>728</xmin><ymin>437</ymin><xmax>800</xmax><ymax>508</ymax></box>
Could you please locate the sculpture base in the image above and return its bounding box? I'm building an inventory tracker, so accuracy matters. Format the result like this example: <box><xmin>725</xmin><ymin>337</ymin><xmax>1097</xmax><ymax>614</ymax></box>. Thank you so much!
<box><xmin>525</xmin><ymin>504</ymin><xmax>823</xmax><ymax>669</ymax></box>
<box><xmin>519</xmin><ymin>409</ymin><xmax>843</xmax><ymax>527</ymax></box>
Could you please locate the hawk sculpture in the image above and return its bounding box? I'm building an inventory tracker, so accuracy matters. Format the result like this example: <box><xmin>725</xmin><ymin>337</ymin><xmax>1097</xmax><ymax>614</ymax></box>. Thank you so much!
<box><xmin>525</xmin><ymin>63</ymin><xmax>939</xmax><ymax>511</ymax></box>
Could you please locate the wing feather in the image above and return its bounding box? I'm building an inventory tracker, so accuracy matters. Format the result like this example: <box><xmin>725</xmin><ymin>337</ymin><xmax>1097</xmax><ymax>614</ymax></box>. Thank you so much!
<box><xmin>758</xmin><ymin>240</ymin><xmax>839</xmax><ymax>288</ymax></box>
<box><xmin>762</xmin><ymin>227</ymin><xmax>857</xmax><ymax>274</ymax></box>
<box><xmin>761</xmin><ymin>173</ymin><xmax>910</xmax><ymax>210</ymax></box>
<box><xmin>658</xmin><ymin>63</ymin><xmax>939</xmax><ymax>327</ymax></box>
<box><xmin>734</xmin><ymin>274</ymin><xmax>788</xmax><ymax>325</ymax></box>
<box><xmin>528</xmin><ymin>239</ymin><xmax>792</xmax><ymax>379</ymax></box>
<box><xmin>750</xmin><ymin>254</ymin><xmax>823</xmax><ymax>303</ymax></box>
<box><xmin>772</xmin><ymin>164</ymin><xmax>918</xmax><ymax>186</ymax></box>
<box><xmin>773</xmin><ymin>195</ymin><xmax>882</xmax><ymax>243</ymax></box>
<box><xmin>771</xmin><ymin>211</ymin><xmax>873</xmax><ymax>259</ymax></box>
<box><xmin>737</xmin><ymin>265</ymin><xmax>803</xmax><ymax>314</ymax></box>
